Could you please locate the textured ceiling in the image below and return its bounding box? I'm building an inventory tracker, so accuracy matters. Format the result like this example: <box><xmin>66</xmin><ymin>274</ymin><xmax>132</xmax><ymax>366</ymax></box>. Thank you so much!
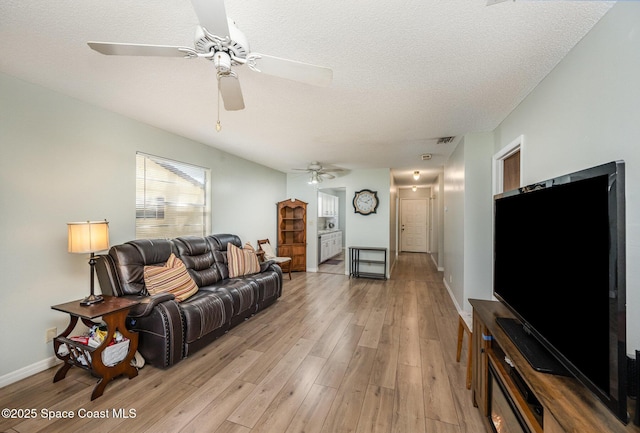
<box><xmin>0</xmin><ymin>0</ymin><xmax>614</xmax><ymax>187</ymax></box>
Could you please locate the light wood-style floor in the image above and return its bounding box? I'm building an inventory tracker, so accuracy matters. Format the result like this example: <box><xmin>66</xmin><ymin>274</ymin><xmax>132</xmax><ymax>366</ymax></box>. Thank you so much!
<box><xmin>317</xmin><ymin>251</ymin><xmax>346</xmax><ymax>275</ymax></box>
<box><xmin>0</xmin><ymin>252</ymin><xmax>486</xmax><ymax>433</ymax></box>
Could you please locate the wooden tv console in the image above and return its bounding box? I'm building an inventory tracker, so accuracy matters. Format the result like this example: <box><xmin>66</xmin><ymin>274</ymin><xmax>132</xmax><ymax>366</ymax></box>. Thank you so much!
<box><xmin>470</xmin><ymin>299</ymin><xmax>639</xmax><ymax>433</ymax></box>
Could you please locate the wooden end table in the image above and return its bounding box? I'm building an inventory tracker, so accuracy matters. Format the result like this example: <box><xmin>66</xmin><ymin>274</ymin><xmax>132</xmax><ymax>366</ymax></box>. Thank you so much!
<box><xmin>51</xmin><ymin>296</ymin><xmax>140</xmax><ymax>400</ymax></box>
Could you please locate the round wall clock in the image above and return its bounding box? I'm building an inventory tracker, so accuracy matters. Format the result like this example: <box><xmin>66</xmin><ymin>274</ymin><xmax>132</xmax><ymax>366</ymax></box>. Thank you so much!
<box><xmin>353</xmin><ymin>189</ymin><xmax>379</xmax><ymax>215</ymax></box>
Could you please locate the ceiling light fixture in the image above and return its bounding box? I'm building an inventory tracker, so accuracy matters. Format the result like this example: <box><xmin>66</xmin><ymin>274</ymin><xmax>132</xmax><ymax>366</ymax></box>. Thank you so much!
<box><xmin>308</xmin><ymin>171</ymin><xmax>321</xmax><ymax>184</ymax></box>
<box><xmin>413</xmin><ymin>171</ymin><xmax>420</xmax><ymax>180</ymax></box>
<box><xmin>412</xmin><ymin>186</ymin><xmax>417</xmax><ymax>192</ymax></box>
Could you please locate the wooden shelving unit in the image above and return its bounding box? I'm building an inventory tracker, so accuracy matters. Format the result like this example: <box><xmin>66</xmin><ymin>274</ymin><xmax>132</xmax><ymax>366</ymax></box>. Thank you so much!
<box><xmin>277</xmin><ymin>199</ymin><xmax>307</xmax><ymax>272</ymax></box>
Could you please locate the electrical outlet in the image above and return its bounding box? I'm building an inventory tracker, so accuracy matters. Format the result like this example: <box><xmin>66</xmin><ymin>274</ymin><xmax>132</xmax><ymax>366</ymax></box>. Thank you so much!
<box><xmin>46</xmin><ymin>327</ymin><xmax>57</xmax><ymax>343</ymax></box>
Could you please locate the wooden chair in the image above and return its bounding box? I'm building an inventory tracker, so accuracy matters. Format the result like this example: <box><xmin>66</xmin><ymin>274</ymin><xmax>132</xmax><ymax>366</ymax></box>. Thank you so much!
<box><xmin>257</xmin><ymin>239</ymin><xmax>292</xmax><ymax>280</ymax></box>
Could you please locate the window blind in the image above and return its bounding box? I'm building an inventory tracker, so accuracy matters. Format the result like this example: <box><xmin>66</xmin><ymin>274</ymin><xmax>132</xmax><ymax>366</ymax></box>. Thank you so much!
<box><xmin>136</xmin><ymin>152</ymin><xmax>211</xmax><ymax>239</ymax></box>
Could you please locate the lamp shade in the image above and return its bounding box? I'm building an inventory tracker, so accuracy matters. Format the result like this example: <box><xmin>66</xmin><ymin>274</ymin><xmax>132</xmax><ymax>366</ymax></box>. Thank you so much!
<box><xmin>68</xmin><ymin>220</ymin><xmax>110</xmax><ymax>254</ymax></box>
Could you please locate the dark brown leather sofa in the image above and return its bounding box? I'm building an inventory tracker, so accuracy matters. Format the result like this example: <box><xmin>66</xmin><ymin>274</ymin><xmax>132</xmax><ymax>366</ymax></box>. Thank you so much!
<box><xmin>95</xmin><ymin>234</ymin><xmax>283</xmax><ymax>368</ymax></box>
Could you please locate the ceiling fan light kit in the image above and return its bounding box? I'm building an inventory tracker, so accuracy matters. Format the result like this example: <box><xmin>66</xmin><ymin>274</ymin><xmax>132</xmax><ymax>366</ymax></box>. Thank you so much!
<box><xmin>294</xmin><ymin>161</ymin><xmax>343</xmax><ymax>185</ymax></box>
<box><xmin>87</xmin><ymin>0</ymin><xmax>333</xmax><ymax>117</ymax></box>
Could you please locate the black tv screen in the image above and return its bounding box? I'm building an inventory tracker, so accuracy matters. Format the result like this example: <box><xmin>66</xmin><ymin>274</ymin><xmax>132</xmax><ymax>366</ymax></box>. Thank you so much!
<box><xmin>493</xmin><ymin>161</ymin><xmax>627</xmax><ymax>422</ymax></box>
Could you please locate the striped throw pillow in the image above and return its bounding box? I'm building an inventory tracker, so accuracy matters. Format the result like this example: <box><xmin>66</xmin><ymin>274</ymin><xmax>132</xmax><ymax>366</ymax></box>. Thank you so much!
<box><xmin>144</xmin><ymin>253</ymin><xmax>199</xmax><ymax>302</ymax></box>
<box><xmin>227</xmin><ymin>242</ymin><xmax>260</xmax><ymax>278</ymax></box>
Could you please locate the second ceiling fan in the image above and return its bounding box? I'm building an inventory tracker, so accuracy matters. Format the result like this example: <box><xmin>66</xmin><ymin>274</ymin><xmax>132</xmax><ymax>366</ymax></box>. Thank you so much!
<box><xmin>293</xmin><ymin>162</ymin><xmax>344</xmax><ymax>184</ymax></box>
<box><xmin>87</xmin><ymin>0</ymin><xmax>333</xmax><ymax>112</ymax></box>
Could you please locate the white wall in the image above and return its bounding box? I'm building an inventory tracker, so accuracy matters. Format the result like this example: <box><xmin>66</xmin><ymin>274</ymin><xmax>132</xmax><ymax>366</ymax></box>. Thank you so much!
<box><xmin>389</xmin><ymin>174</ymin><xmax>398</xmax><ymax>269</ymax></box>
<box><xmin>443</xmin><ymin>138</ymin><xmax>466</xmax><ymax>307</ymax></box>
<box><xmin>0</xmin><ymin>72</ymin><xmax>286</xmax><ymax>381</ymax></box>
<box><xmin>443</xmin><ymin>134</ymin><xmax>493</xmax><ymax>312</ymax></box>
<box><xmin>494</xmin><ymin>3</ymin><xmax>640</xmax><ymax>352</ymax></box>
<box><xmin>287</xmin><ymin>169</ymin><xmax>391</xmax><ymax>275</ymax></box>
<box><xmin>462</xmin><ymin>133</ymin><xmax>494</xmax><ymax>311</ymax></box>
<box><xmin>433</xmin><ymin>173</ymin><xmax>445</xmax><ymax>270</ymax></box>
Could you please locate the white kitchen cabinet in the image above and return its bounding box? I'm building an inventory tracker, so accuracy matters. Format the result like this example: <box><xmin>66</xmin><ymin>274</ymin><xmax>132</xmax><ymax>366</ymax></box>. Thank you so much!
<box><xmin>318</xmin><ymin>192</ymin><xmax>339</xmax><ymax>217</ymax></box>
<box><xmin>319</xmin><ymin>230</ymin><xmax>343</xmax><ymax>263</ymax></box>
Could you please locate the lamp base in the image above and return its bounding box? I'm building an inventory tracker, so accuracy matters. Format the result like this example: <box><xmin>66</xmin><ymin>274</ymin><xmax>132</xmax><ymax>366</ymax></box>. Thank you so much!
<box><xmin>80</xmin><ymin>294</ymin><xmax>104</xmax><ymax>306</ymax></box>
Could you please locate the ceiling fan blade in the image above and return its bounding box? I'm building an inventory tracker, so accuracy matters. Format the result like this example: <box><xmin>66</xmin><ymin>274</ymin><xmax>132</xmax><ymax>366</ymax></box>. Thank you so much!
<box><xmin>320</xmin><ymin>173</ymin><xmax>336</xmax><ymax>180</ymax></box>
<box><xmin>190</xmin><ymin>0</ymin><xmax>230</xmax><ymax>38</ymax></box>
<box><xmin>88</xmin><ymin>42</ymin><xmax>191</xmax><ymax>57</ymax></box>
<box><xmin>248</xmin><ymin>53</ymin><xmax>333</xmax><ymax>87</ymax></box>
<box><xmin>218</xmin><ymin>74</ymin><xmax>245</xmax><ymax>111</ymax></box>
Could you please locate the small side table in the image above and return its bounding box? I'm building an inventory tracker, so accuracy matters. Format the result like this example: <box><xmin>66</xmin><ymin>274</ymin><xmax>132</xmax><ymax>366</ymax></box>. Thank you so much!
<box><xmin>51</xmin><ymin>296</ymin><xmax>140</xmax><ymax>400</ymax></box>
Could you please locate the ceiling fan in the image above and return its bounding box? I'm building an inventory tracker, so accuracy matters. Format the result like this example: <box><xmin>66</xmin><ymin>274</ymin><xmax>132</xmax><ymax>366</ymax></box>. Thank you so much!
<box><xmin>87</xmin><ymin>0</ymin><xmax>333</xmax><ymax>112</ymax></box>
<box><xmin>292</xmin><ymin>162</ymin><xmax>344</xmax><ymax>184</ymax></box>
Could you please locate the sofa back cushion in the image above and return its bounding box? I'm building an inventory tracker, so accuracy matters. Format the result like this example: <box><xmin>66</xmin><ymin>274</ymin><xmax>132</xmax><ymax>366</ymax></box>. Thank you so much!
<box><xmin>107</xmin><ymin>239</ymin><xmax>176</xmax><ymax>296</ymax></box>
<box><xmin>208</xmin><ymin>234</ymin><xmax>242</xmax><ymax>280</ymax></box>
<box><xmin>174</xmin><ymin>236</ymin><xmax>223</xmax><ymax>286</ymax></box>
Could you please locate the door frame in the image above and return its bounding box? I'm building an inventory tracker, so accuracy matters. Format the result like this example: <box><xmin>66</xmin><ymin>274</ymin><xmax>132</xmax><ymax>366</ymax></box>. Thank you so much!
<box><xmin>492</xmin><ymin>134</ymin><xmax>524</xmax><ymax>195</ymax></box>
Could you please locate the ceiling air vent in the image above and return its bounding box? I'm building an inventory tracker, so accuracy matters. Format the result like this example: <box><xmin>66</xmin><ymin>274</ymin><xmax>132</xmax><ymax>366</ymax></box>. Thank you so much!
<box><xmin>421</xmin><ymin>154</ymin><xmax>433</xmax><ymax>161</ymax></box>
<box><xmin>437</xmin><ymin>136</ymin><xmax>455</xmax><ymax>144</ymax></box>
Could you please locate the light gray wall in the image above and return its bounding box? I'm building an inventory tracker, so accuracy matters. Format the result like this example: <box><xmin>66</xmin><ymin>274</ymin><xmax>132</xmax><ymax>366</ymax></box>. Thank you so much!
<box><xmin>443</xmin><ymin>134</ymin><xmax>494</xmax><ymax>312</ymax></box>
<box><xmin>0</xmin><ymin>72</ymin><xmax>286</xmax><ymax>381</ymax></box>
<box><xmin>493</xmin><ymin>2</ymin><xmax>640</xmax><ymax>353</ymax></box>
<box><xmin>444</xmin><ymin>138</ymin><xmax>465</xmax><ymax>306</ymax></box>
<box><xmin>434</xmin><ymin>173</ymin><xmax>445</xmax><ymax>270</ymax></box>
<box><xmin>389</xmin><ymin>174</ymin><xmax>397</xmax><ymax>270</ymax></box>
<box><xmin>462</xmin><ymin>133</ymin><xmax>494</xmax><ymax>311</ymax></box>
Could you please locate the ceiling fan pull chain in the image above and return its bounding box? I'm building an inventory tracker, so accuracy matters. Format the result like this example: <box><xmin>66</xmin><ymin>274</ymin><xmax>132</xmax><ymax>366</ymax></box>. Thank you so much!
<box><xmin>216</xmin><ymin>82</ymin><xmax>222</xmax><ymax>132</ymax></box>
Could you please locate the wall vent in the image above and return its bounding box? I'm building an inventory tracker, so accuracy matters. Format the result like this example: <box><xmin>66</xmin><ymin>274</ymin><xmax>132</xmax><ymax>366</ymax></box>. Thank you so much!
<box><xmin>437</xmin><ymin>136</ymin><xmax>455</xmax><ymax>144</ymax></box>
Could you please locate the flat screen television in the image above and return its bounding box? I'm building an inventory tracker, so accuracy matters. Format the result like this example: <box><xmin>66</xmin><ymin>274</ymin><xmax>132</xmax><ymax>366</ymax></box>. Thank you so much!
<box><xmin>493</xmin><ymin>160</ymin><xmax>627</xmax><ymax>423</ymax></box>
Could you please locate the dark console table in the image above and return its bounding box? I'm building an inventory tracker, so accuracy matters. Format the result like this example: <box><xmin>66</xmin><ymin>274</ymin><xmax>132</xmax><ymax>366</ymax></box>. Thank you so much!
<box><xmin>348</xmin><ymin>246</ymin><xmax>387</xmax><ymax>280</ymax></box>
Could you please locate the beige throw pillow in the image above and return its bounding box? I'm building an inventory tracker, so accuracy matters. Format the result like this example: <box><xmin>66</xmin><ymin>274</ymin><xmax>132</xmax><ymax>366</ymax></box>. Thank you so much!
<box><xmin>143</xmin><ymin>253</ymin><xmax>199</xmax><ymax>302</ymax></box>
<box><xmin>227</xmin><ymin>242</ymin><xmax>261</xmax><ymax>278</ymax></box>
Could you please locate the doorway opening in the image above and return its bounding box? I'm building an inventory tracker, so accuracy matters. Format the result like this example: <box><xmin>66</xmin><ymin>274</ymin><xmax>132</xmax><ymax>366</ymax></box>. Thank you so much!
<box><xmin>317</xmin><ymin>187</ymin><xmax>346</xmax><ymax>275</ymax></box>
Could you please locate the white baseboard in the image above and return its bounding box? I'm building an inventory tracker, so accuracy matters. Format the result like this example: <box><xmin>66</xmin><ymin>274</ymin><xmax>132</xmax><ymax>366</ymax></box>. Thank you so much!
<box><xmin>0</xmin><ymin>356</ymin><xmax>61</xmax><ymax>389</ymax></box>
<box><xmin>428</xmin><ymin>253</ymin><xmax>444</xmax><ymax>271</ymax></box>
<box><xmin>442</xmin><ymin>277</ymin><xmax>464</xmax><ymax>314</ymax></box>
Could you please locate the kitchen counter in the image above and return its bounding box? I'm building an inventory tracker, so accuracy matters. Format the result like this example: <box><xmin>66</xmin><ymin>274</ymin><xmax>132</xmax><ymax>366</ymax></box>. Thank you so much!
<box><xmin>318</xmin><ymin>229</ymin><xmax>341</xmax><ymax>236</ymax></box>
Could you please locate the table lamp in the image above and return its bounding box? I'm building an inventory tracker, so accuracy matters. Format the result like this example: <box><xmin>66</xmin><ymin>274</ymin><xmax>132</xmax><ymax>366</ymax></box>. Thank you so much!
<box><xmin>68</xmin><ymin>220</ymin><xmax>110</xmax><ymax>306</ymax></box>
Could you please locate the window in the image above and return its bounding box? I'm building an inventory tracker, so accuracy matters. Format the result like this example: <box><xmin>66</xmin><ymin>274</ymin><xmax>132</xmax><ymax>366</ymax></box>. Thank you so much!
<box><xmin>136</xmin><ymin>152</ymin><xmax>211</xmax><ymax>239</ymax></box>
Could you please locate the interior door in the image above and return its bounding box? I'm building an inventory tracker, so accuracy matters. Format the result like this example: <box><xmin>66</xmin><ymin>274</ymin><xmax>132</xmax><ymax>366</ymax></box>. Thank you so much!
<box><xmin>401</xmin><ymin>199</ymin><xmax>428</xmax><ymax>252</ymax></box>
<box><xmin>503</xmin><ymin>150</ymin><xmax>521</xmax><ymax>192</ymax></box>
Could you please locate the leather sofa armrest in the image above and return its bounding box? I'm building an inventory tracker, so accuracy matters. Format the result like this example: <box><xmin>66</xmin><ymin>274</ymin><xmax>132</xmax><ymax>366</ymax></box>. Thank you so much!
<box><xmin>260</xmin><ymin>259</ymin><xmax>276</xmax><ymax>273</ymax></box>
<box><xmin>127</xmin><ymin>293</ymin><xmax>176</xmax><ymax>318</ymax></box>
